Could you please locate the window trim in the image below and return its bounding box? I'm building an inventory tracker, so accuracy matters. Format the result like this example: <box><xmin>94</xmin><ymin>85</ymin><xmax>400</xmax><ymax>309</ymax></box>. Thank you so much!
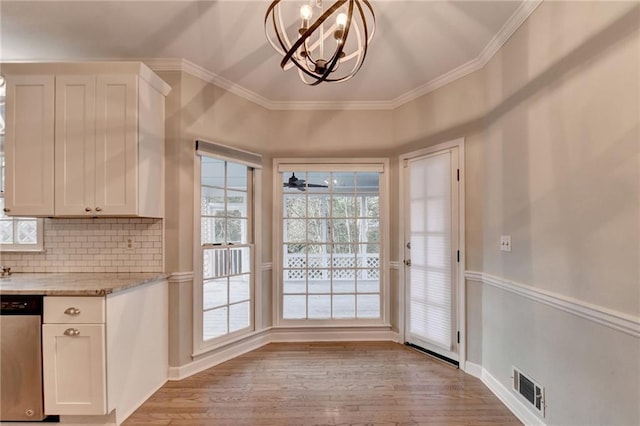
<box><xmin>0</xmin><ymin>217</ymin><xmax>45</xmax><ymax>252</ymax></box>
<box><xmin>193</xmin><ymin>141</ymin><xmax>262</xmax><ymax>356</ymax></box>
<box><xmin>273</xmin><ymin>157</ymin><xmax>391</xmax><ymax>328</ymax></box>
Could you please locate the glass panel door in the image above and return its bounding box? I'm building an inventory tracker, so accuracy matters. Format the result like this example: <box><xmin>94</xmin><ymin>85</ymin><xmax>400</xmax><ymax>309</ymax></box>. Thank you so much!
<box><xmin>405</xmin><ymin>148</ymin><xmax>459</xmax><ymax>362</ymax></box>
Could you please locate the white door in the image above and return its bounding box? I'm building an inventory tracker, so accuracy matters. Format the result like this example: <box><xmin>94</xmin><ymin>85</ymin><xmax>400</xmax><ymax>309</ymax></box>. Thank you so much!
<box><xmin>404</xmin><ymin>146</ymin><xmax>460</xmax><ymax>364</ymax></box>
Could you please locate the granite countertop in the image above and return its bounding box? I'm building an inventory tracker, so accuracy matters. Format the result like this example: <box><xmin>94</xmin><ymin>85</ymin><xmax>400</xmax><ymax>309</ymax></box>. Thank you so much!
<box><xmin>0</xmin><ymin>272</ymin><xmax>170</xmax><ymax>296</ymax></box>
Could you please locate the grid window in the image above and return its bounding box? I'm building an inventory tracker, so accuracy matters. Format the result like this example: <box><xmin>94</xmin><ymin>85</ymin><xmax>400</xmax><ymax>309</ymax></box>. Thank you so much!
<box><xmin>281</xmin><ymin>171</ymin><xmax>381</xmax><ymax>320</ymax></box>
<box><xmin>200</xmin><ymin>157</ymin><xmax>252</xmax><ymax>341</ymax></box>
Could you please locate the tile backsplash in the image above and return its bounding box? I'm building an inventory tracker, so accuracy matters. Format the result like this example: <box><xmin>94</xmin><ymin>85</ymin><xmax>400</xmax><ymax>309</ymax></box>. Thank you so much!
<box><xmin>0</xmin><ymin>218</ymin><xmax>163</xmax><ymax>273</ymax></box>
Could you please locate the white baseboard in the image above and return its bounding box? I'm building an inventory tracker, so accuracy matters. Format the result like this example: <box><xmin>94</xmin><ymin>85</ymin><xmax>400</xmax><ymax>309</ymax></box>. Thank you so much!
<box><xmin>463</xmin><ymin>360</ymin><xmax>545</xmax><ymax>426</ymax></box>
<box><xmin>168</xmin><ymin>327</ymin><xmax>398</xmax><ymax>381</ymax></box>
<box><xmin>168</xmin><ymin>331</ymin><xmax>272</xmax><ymax>381</ymax></box>
<box><xmin>463</xmin><ymin>361</ymin><xmax>483</xmax><ymax>379</ymax></box>
<box><xmin>269</xmin><ymin>327</ymin><xmax>398</xmax><ymax>343</ymax></box>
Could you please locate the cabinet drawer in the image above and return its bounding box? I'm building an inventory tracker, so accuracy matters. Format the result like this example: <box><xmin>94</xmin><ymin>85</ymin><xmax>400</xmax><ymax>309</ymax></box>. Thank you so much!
<box><xmin>44</xmin><ymin>297</ymin><xmax>105</xmax><ymax>324</ymax></box>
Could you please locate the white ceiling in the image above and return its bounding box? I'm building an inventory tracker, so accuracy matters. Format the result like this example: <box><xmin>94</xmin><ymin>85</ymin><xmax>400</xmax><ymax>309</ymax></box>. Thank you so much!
<box><xmin>0</xmin><ymin>0</ymin><xmax>534</xmax><ymax>108</ymax></box>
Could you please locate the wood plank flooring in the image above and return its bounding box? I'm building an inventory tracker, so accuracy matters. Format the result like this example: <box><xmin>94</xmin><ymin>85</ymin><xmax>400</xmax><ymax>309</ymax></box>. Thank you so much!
<box><xmin>124</xmin><ymin>342</ymin><xmax>521</xmax><ymax>426</ymax></box>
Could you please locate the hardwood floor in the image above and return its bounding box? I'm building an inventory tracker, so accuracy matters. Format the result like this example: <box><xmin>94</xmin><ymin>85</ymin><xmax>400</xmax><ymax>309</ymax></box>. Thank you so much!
<box><xmin>124</xmin><ymin>342</ymin><xmax>522</xmax><ymax>426</ymax></box>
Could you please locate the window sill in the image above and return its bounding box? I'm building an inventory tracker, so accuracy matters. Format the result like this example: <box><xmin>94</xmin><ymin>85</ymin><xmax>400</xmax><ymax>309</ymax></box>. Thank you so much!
<box><xmin>0</xmin><ymin>245</ymin><xmax>45</xmax><ymax>253</ymax></box>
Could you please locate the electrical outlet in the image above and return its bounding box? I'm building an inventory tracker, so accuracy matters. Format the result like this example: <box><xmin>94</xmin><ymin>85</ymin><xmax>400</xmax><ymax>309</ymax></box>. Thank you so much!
<box><xmin>500</xmin><ymin>235</ymin><xmax>512</xmax><ymax>252</ymax></box>
<box><xmin>126</xmin><ymin>238</ymin><xmax>135</xmax><ymax>250</ymax></box>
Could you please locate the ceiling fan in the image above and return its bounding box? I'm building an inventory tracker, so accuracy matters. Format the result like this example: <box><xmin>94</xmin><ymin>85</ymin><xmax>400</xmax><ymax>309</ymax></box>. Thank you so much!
<box><xmin>283</xmin><ymin>173</ymin><xmax>328</xmax><ymax>192</ymax></box>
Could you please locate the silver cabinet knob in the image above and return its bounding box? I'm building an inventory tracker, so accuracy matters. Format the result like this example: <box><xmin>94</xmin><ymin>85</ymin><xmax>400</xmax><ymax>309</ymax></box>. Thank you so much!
<box><xmin>95</xmin><ymin>207</ymin><xmax>102</xmax><ymax>212</ymax></box>
<box><xmin>64</xmin><ymin>307</ymin><xmax>81</xmax><ymax>316</ymax></box>
<box><xmin>404</xmin><ymin>259</ymin><xmax>412</xmax><ymax>266</ymax></box>
<box><xmin>64</xmin><ymin>328</ymin><xmax>81</xmax><ymax>336</ymax></box>
<box><xmin>3</xmin><ymin>208</ymin><xmax>10</xmax><ymax>213</ymax></box>
<box><xmin>85</xmin><ymin>207</ymin><xmax>92</xmax><ymax>212</ymax></box>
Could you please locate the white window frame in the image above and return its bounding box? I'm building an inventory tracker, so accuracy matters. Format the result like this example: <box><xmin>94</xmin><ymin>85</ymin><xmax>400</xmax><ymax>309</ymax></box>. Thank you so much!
<box><xmin>273</xmin><ymin>158</ymin><xmax>390</xmax><ymax>328</ymax></box>
<box><xmin>193</xmin><ymin>140</ymin><xmax>262</xmax><ymax>355</ymax></box>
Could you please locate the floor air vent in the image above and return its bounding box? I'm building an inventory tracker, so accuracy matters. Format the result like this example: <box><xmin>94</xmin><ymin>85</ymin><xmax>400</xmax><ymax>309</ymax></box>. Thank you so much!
<box><xmin>513</xmin><ymin>367</ymin><xmax>545</xmax><ymax>417</ymax></box>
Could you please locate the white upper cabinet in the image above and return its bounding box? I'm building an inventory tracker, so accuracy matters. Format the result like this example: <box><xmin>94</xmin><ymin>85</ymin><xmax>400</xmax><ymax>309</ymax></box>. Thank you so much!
<box><xmin>55</xmin><ymin>75</ymin><xmax>97</xmax><ymax>216</ymax></box>
<box><xmin>3</xmin><ymin>75</ymin><xmax>55</xmax><ymax>216</ymax></box>
<box><xmin>3</xmin><ymin>62</ymin><xmax>170</xmax><ymax>218</ymax></box>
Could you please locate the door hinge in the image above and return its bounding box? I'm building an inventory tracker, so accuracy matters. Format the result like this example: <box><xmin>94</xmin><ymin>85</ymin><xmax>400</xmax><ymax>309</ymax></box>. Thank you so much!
<box><xmin>457</xmin><ymin>331</ymin><xmax>460</xmax><ymax>344</ymax></box>
<box><xmin>403</xmin><ymin>159</ymin><xmax>409</xmax><ymax>168</ymax></box>
<box><xmin>457</xmin><ymin>250</ymin><xmax>460</xmax><ymax>262</ymax></box>
<box><xmin>457</xmin><ymin>169</ymin><xmax>460</xmax><ymax>181</ymax></box>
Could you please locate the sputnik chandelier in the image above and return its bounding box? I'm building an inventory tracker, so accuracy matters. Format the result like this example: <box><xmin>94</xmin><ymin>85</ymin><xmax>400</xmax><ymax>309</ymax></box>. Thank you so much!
<box><xmin>265</xmin><ymin>0</ymin><xmax>375</xmax><ymax>85</ymax></box>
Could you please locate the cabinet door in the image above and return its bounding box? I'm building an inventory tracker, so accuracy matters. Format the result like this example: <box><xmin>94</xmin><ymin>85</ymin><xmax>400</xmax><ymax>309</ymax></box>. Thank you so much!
<box><xmin>42</xmin><ymin>324</ymin><xmax>106</xmax><ymax>415</ymax></box>
<box><xmin>94</xmin><ymin>75</ymin><xmax>138</xmax><ymax>215</ymax></box>
<box><xmin>54</xmin><ymin>75</ymin><xmax>96</xmax><ymax>216</ymax></box>
<box><xmin>3</xmin><ymin>75</ymin><xmax>55</xmax><ymax>216</ymax></box>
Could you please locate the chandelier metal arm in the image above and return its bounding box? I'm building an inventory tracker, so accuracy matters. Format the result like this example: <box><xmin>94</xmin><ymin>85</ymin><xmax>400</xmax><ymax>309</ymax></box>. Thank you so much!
<box><xmin>314</xmin><ymin>0</ymin><xmax>354</xmax><ymax>84</ymax></box>
<box><xmin>280</xmin><ymin>0</ymin><xmax>346</xmax><ymax>70</ymax></box>
<box><xmin>338</xmin><ymin>0</ymin><xmax>371</xmax><ymax>80</ymax></box>
<box><xmin>265</xmin><ymin>0</ymin><xmax>375</xmax><ymax>85</ymax></box>
<box><xmin>265</xmin><ymin>1</ymin><xmax>289</xmax><ymax>57</ymax></box>
<box><xmin>278</xmin><ymin>0</ymin><xmax>348</xmax><ymax>86</ymax></box>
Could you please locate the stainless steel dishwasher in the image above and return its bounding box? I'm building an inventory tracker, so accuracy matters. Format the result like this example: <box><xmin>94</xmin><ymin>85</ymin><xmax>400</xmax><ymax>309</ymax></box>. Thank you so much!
<box><xmin>0</xmin><ymin>294</ymin><xmax>46</xmax><ymax>421</ymax></box>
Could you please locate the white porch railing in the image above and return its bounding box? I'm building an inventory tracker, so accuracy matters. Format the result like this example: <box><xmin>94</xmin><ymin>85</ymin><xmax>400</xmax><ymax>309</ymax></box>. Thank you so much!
<box><xmin>284</xmin><ymin>253</ymin><xmax>380</xmax><ymax>280</ymax></box>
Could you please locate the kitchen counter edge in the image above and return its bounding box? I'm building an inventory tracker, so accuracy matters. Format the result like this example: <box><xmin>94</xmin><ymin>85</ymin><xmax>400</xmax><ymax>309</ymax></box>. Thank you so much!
<box><xmin>0</xmin><ymin>273</ymin><xmax>171</xmax><ymax>296</ymax></box>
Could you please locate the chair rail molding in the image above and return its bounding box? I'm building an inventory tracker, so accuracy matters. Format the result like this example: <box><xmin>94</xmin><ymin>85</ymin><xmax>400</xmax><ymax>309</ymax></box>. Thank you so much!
<box><xmin>167</xmin><ymin>271</ymin><xmax>194</xmax><ymax>284</ymax></box>
<box><xmin>465</xmin><ymin>271</ymin><xmax>640</xmax><ymax>338</ymax></box>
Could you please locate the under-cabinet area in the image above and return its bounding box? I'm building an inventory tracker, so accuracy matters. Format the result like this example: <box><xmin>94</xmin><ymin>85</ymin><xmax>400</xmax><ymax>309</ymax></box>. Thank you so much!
<box><xmin>2</xmin><ymin>62</ymin><xmax>170</xmax><ymax>218</ymax></box>
<box><xmin>0</xmin><ymin>274</ymin><xmax>168</xmax><ymax>425</ymax></box>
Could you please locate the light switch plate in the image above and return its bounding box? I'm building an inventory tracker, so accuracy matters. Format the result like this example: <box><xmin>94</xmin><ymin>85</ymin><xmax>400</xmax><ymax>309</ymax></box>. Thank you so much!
<box><xmin>500</xmin><ymin>235</ymin><xmax>512</xmax><ymax>252</ymax></box>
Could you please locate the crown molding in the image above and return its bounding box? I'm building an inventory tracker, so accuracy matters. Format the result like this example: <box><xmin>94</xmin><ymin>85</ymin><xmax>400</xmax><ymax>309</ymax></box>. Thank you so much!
<box><xmin>144</xmin><ymin>58</ymin><xmax>273</xmax><ymax>110</ymax></box>
<box><xmin>146</xmin><ymin>0</ymin><xmax>542</xmax><ymax>111</ymax></box>
<box><xmin>268</xmin><ymin>100</ymin><xmax>395</xmax><ymax>111</ymax></box>
<box><xmin>389</xmin><ymin>0</ymin><xmax>542</xmax><ymax>109</ymax></box>
<box><xmin>477</xmin><ymin>0</ymin><xmax>543</xmax><ymax>69</ymax></box>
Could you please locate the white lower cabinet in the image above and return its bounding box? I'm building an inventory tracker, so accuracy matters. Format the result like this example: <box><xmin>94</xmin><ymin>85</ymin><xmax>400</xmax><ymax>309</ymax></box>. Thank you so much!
<box><xmin>41</xmin><ymin>281</ymin><xmax>169</xmax><ymax>424</ymax></box>
<box><xmin>42</xmin><ymin>296</ymin><xmax>107</xmax><ymax>416</ymax></box>
<box><xmin>42</xmin><ymin>324</ymin><xmax>106</xmax><ymax>415</ymax></box>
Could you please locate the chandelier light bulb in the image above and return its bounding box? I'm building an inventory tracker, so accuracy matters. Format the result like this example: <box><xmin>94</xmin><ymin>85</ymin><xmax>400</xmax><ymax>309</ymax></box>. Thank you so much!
<box><xmin>336</xmin><ymin>12</ymin><xmax>348</xmax><ymax>29</ymax></box>
<box><xmin>300</xmin><ymin>5</ymin><xmax>313</xmax><ymax>20</ymax></box>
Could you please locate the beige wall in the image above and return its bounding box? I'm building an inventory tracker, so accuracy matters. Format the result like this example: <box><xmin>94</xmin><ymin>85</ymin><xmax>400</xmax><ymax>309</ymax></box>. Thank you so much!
<box><xmin>161</xmin><ymin>3</ymin><xmax>639</xmax><ymax>422</ymax></box>
<box><xmin>161</xmin><ymin>71</ymin><xmax>273</xmax><ymax>366</ymax></box>
<box><xmin>267</xmin><ymin>109</ymin><xmax>395</xmax><ymax>156</ymax></box>
<box><xmin>479</xmin><ymin>3</ymin><xmax>639</xmax><ymax>425</ymax></box>
<box><xmin>482</xmin><ymin>1</ymin><xmax>639</xmax><ymax>315</ymax></box>
<box><xmin>389</xmin><ymin>2</ymin><xmax>637</xmax><ymax>424</ymax></box>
